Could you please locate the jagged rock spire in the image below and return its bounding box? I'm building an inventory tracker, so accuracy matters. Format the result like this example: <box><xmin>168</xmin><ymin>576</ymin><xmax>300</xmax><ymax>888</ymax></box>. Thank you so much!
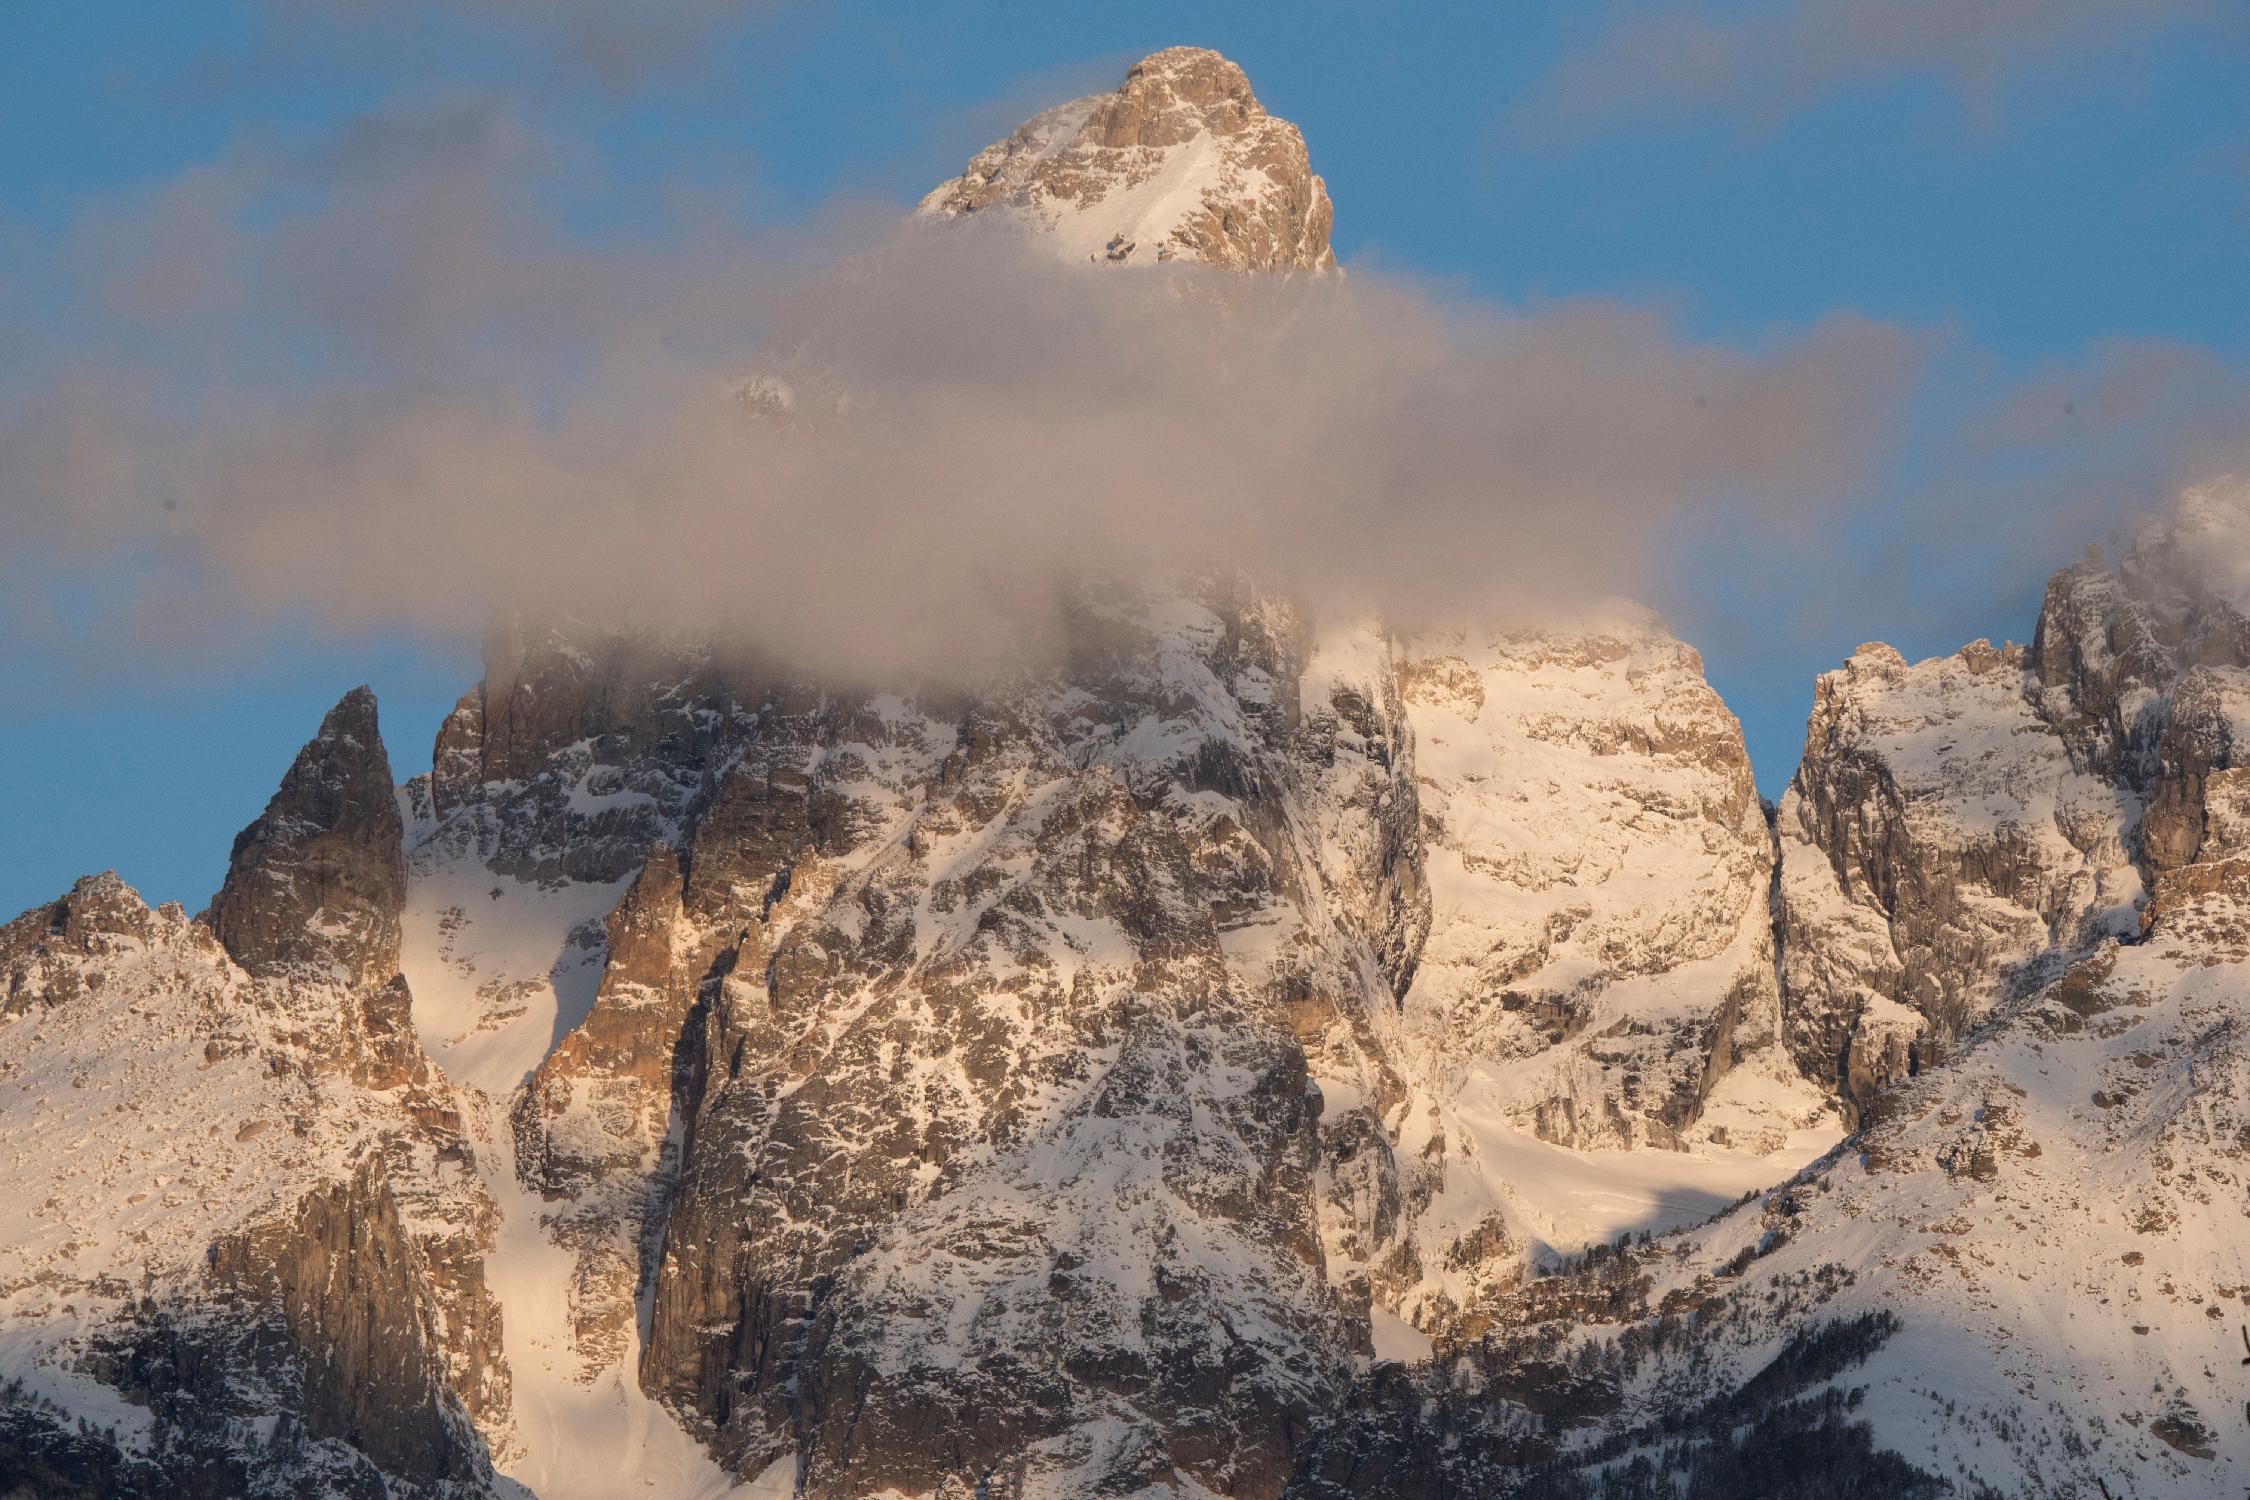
<box><xmin>208</xmin><ymin>685</ymin><xmax>406</xmax><ymax>989</ymax></box>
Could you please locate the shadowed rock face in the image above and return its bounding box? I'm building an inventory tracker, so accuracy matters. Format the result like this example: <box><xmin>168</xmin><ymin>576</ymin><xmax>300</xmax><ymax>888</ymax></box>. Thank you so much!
<box><xmin>38</xmin><ymin>1152</ymin><xmax>499</xmax><ymax>1500</ymax></box>
<box><xmin>203</xmin><ymin>1157</ymin><xmax>486</xmax><ymax>1488</ymax></box>
<box><xmin>208</xmin><ymin>685</ymin><xmax>407</xmax><ymax>990</ymax></box>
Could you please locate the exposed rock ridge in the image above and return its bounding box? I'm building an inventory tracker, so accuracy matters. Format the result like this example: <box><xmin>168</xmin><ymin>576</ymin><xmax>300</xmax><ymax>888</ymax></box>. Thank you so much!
<box><xmin>920</xmin><ymin>47</ymin><xmax>1337</xmax><ymax>272</ymax></box>
<box><xmin>2</xmin><ymin>702</ymin><xmax>508</xmax><ymax>1500</ymax></box>
<box><xmin>1296</xmin><ymin>690</ymin><xmax>2250</xmax><ymax>1496</ymax></box>
<box><xmin>1379</xmin><ymin>609</ymin><xmax>1838</xmax><ymax>1339</ymax></box>
<box><xmin>1779</xmin><ymin>478</ymin><xmax>2250</xmax><ymax>1123</ymax></box>
<box><xmin>208</xmin><ymin>685</ymin><xmax>407</xmax><ymax>991</ymax></box>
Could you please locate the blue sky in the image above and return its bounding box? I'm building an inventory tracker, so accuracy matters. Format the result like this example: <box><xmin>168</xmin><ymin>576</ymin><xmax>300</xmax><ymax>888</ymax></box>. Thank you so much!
<box><xmin>4</xmin><ymin>0</ymin><xmax>2248</xmax><ymax>917</ymax></box>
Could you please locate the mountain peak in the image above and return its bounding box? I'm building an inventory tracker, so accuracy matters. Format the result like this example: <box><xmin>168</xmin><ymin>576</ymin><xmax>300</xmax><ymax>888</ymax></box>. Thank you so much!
<box><xmin>207</xmin><ymin>684</ymin><xmax>406</xmax><ymax>987</ymax></box>
<box><xmin>920</xmin><ymin>46</ymin><xmax>1335</xmax><ymax>273</ymax></box>
<box><xmin>1093</xmin><ymin>47</ymin><xmax>1263</xmax><ymax>147</ymax></box>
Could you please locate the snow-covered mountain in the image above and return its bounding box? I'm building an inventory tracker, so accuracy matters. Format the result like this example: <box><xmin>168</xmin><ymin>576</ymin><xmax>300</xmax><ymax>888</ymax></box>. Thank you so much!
<box><xmin>1</xmin><ymin>693</ymin><xmax>507</xmax><ymax>1499</ymax></box>
<box><xmin>5</xmin><ymin>46</ymin><xmax>2248</xmax><ymax>1500</ymax></box>
<box><xmin>919</xmin><ymin>47</ymin><xmax>1334</xmax><ymax>273</ymax></box>
<box><xmin>1306</xmin><ymin>485</ymin><xmax>2250</xmax><ymax>1496</ymax></box>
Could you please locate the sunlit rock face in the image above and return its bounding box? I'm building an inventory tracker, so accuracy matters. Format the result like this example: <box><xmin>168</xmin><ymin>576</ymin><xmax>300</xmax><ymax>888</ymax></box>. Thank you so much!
<box><xmin>0</xmin><ymin>693</ymin><xmax>507</xmax><ymax>1500</ymax></box>
<box><xmin>1374</xmin><ymin>609</ymin><xmax>1839</xmax><ymax>1345</ymax></box>
<box><xmin>1397</xmin><ymin>609</ymin><xmax>1830</xmax><ymax>1155</ymax></box>
<box><xmin>1292</xmin><ymin>485</ymin><xmax>2250</xmax><ymax>1500</ymax></box>
<box><xmin>920</xmin><ymin>47</ymin><xmax>1336</xmax><ymax>273</ymax></box>
<box><xmin>1776</xmin><ymin>479</ymin><xmax>2250</xmax><ymax>1125</ymax></box>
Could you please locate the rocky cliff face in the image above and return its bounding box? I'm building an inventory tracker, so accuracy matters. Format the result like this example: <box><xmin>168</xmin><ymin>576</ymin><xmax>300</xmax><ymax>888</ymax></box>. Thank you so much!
<box><xmin>1398</xmin><ymin>612</ymin><xmax>1830</xmax><ymax>1156</ymax></box>
<box><xmin>1294</xmin><ymin>720</ymin><xmax>2250</xmax><ymax>1500</ymax></box>
<box><xmin>1777</xmin><ymin>640</ymin><xmax>2142</xmax><ymax>1120</ymax></box>
<box><xmin>208</xmin><ymin>686</ymin><xmax>409</xmax><ymax>992</ymax></box>
<box><xmin>411</xmin><ymin>583</ymin><xmax>1424</xmax><ymax>1497</ymax></box>
<box><xmin>1777</xmin><ymin>479</ymin><xmax>2250</xmax><ymax>1125</ymax></box>
<box><xmin>1</xmin><ymin>693</ymin><xmax>507</xmax><ymax>1498</ymax></box>
<box><xmin>920</xmin><ymin>47</ymin><xmax>1336</xmax><ymax>273</ymax></box>
<box><xmin>1375</xmin><ymin>611</ymin><xmax>1836</xmax><ymax>1344</ymax></box>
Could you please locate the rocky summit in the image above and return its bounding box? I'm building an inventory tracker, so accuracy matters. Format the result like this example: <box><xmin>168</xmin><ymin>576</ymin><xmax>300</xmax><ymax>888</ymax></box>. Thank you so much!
<box><xmin>7</xmin><ymin>46</ymin><xmax>2250</xmax><ymax>1500</ymax></box>
<box><xmin>919</xmin><ymin>47</ymin><xmax>1335</xmax><ymax>272</ymax></box>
